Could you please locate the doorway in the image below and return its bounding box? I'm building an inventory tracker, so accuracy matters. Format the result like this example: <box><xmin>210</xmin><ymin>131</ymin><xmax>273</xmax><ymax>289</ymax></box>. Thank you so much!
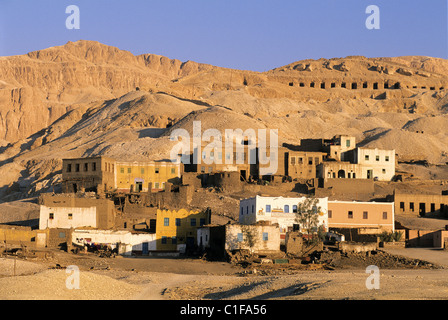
<box><xmin>142</xmin><ymin>242</ymin><xmax>149</xmax><ymax>255</ymax></box>
<box><xmin>419</xmin><ymin>203</ymin><xmax>426</xmax><ymax>217</ymax></box>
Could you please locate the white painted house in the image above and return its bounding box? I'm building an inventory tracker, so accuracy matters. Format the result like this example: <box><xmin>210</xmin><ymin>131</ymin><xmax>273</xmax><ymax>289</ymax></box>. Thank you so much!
<box><xmin>72</xmin><ymin>229</ymin><xmax>157</xmax><ymax>256</ymax></box>
<box><xmin>239</xmin><ymin>195</ymin><xmax>329</xmax><ymax>240</ymax></box>
<box><xmin>354</xmin><ymin>147</ymin><xmax>396</xmax><ymax>181</ymax></box>
<box><xmin>39</xmin><ymin>205</ymin><xmax>97</xmax><ymax>230</ymax></box>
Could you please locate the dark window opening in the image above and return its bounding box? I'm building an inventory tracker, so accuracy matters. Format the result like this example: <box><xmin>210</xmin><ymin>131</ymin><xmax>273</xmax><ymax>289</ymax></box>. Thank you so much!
<box><xmin>341</xmin><ymin>82</ymin><xmax>346</xmax><ymax>88</ymax></box>
<box><xmin>331</xmin><ymin>83</ymin><xmax>336</xmax><ymax>88</ymax></box>
<box><xmin>384</xmin><ymin>82</ymin><xmax>389</xmax><ymax>89</ymax></box>
<box><xmin>320</xmin><ymin>83</ymin><xmax>325</xmax><ymax>89</ymax></box>
<box><xmin>351</xmin><ymin>83</ymin><xmax>357</xmax><ymax>89</ymax></box>
<box><xmin>373</xmin><ymin>83</ymin><xmax>378</xmax><ymax>90</ymax></box>
<box><xmin>310</xmin><ymin>82</ymin><xmax>315</xmax><ymax>88</ymax></box>
<box><xmin>299</xmin><ymin>82</ymin><xmax>305</xmax><ymax>87</ymax></box>
<box><xmin>289</xmin><ymin>82</ymin><xmax>294</xmax><ymax>87</ymax></box>
<box><xmin>363</xmin><ymin>82</ymin><xmax>368</xmax><ymax>89</ymax></box>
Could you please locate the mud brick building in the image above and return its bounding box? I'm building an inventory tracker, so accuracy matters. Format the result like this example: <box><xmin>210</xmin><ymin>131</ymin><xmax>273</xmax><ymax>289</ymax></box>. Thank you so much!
<box><xmin>38</xmin><ymin>193</ymin><xmax>116</xmax><ymax>230</ymax></box>
<box><xmin>391</xmin><ymin>191</ymin><xmax>448</xmax><ymax>217</ymax></box>
<box><xmin>61</xmin><ymin>156</ymin><xmax>181</xmax><ymax>194</ymax></box>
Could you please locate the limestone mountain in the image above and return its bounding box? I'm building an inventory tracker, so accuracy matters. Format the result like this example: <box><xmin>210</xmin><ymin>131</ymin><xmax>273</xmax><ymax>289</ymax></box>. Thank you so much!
<box><xmin>1</xmin><ymin>40</ymin><xmax>448</xmax><ymax>202</ymax></box>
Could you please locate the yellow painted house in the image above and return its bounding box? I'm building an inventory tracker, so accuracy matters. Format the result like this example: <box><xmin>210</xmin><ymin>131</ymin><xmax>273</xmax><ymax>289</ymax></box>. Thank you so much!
<box><xmin>115</xmin><ymin>161</ymin><xmax>181</xmax><ymax>193</ymax></box>
<box><xmin>155</xmin><ymin>208</ymin><xmax>211</xmax><ymax>251</ymax></box>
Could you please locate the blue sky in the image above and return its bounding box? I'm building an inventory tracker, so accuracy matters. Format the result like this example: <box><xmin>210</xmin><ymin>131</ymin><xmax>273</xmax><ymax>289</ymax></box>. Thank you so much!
<box><xmin>0</xmin><ymin>0</ymin><xmax>446</xmax><ymax>71</ymax></box>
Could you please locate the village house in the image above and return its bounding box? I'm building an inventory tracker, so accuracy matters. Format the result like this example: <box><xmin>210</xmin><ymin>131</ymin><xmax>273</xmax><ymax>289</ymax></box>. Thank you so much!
<box><xmin>239</xmin><ymin>195</ymin><xmax>329</xmax><ymax>241</ymax></box>
<box><xmin>38</xmin><ymin>193</ymin><xmax>116</xmax><ymax>230</ymax></box>
<box><xmin>155</xmin><ymin>208</ymin><xmax>211</xmax><ymax>252</ymax></box>
<box><xmin>197</xmin><ymin>222</ymin><xmax>280</xmax><ymax>259</ymax></box>
<box><xmin>391</xmin><ymin>191</ymin><xmax>448</xmax><ymax>217</ymax></box>
<box><xmin>61</xmin><ymin>156</ymin><xmax>181</xmax><ymax>194</ymax></box>
<box><xmin>71</xmin><ymin>229</ymin><xmax>157</xmax><ymax>256</ymax></box>
<box><xmin>327</xmin><ymin>200</ymin><xmax>395</xmax><ymax>234</ymax></box>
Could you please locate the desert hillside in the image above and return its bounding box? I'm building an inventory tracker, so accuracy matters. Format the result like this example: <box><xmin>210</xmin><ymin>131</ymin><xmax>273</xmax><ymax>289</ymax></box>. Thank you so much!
<box><xmin>0</xmin><ymin>40</ymin><xmax>448</xmax><ymax>202</ymax></box>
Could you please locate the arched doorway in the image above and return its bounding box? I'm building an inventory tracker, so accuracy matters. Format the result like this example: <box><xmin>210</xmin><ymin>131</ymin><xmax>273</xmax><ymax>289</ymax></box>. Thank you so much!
<box><xmin>337</xmin><ymin>170</ymin><xmax>346</xmax><ymax>178</ymax></box>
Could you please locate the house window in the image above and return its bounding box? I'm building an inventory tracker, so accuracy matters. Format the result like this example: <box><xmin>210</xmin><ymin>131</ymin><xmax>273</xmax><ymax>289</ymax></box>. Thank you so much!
<box><xmin>84</xmin><ymin>163</ymin><xmax>89</xmax><ymax>171</ymax></box>
<box><xmin>58</xmin><ymin>232</ymin><xmax>66</xmax><ymax>238</ymax></box>
<box><xmin>298</xmin><ymin>157</ymin><xmax>303</xmax><ymax>164</ymax></box>
<box><xmin>127</xmin><ymin>168</ymin><xmax>131</xmax><ymax>174</ymax></box>
<box><xmin>284</xmin><ymin>205</ymin><xmax>290</xmax><ymax>213</ymax></box>
<box><xmin>200</xmin><ymin>218</ymin><xmax>206</xmax><ymax>226</ymax></box>
<box><xmin>120</xmin><ymin>168</ymin><xmax>124</xmax><ymax>174</ymax></box>
<box><xmin>328</xmin><ymin>210</ymin><xmax>332</xmax><ymax>218</ymax></box>
<box><xmin>290</xmin><ymin>157</ymin><xmax>296</xmax><ymax>165</ymax></box>
<box><xmin>240</xmin><ymin>207</ymin><xmax>244</xmax><ymax>215</ymax></box>
<box><xmin>68</xmin><ymin>213</ymin><xmax>73</xmax><ymax>220</ymax></box>
<box><xmin>164</xmin><ymin>218</ymin><xmax>169</xmax><ymax>226</ymax></box>
<box><xmin>237</xmin><ymin>233</ymin><xmax>243</xmax><ymax>242</ymax></box>
<box><xmin>308</xmin><ymin>157</ymin><xmax>313</xmax><ymax>165</ymax></box>
<box><xmin>383</xmin><ymin>212</ymin><xmax>388</xmax><ymax>220</ymax></box>
<box><xmin>201</xmin><ymin>166</ymin><xmax>205</xmax><ymax>173</ymax></box>
<box><xmin>49</xmin><ymin>213</ymin><xmax>54</xmax><ymax>220</ymax></box>
<box><xmin>75</xmin><ymin>164</ymin><xmax>80</xmax><ymax>172</ymax></box>
<box><xmin>400</xmin><ymin>202</ymin><xmax>405</xmax><ymax>211</ymax></box>
<box><xmin>92</xmin><ymin>162</ymin><xmax>96</xmax><ymax>171</ymax></box>
<box><xmin>363</xmin><ymin>211</ymin><xmax>368</xmax><ymax>219</ymax></box>
<box><xmin>171</xmin><ymin>168</ymin><xmax>176</xmax><ymax>174</ymax></box>
<box><xmin>252</xmin><ymin>205</ymin><xmax>254</xmax><ymax>213</ymax></box>
<box><xmin>154</xmin><ymin>182</ymin><xmax>160</xmax><ymax>189</ymax></box>
<box><xmin>155</xmin><ymin>168</ymin><xmax>159</xmax><ymax>174</ymax></box>
<box><xmin>365</xmin><ymin>155</ymin><xmax>369</xmax><ymax>161</ymax></box>
<box><xmin>67</xmin><ymin>164</ymin><xmax>72</xmax><ymax>172</ymax></box>
<box><xmin>266</xmin><ymin>205</ymin><xmax>271</xmax><ymax>213</ymax></box>
<box><xmin>346</xmin><ymin>140</ymin><xmax>351</xmax><ymax>147</ymax></box>
<box><xmin>293</xmin><ymin>205</ymin><xmax>298</xmax><ymax>213</ymax></box>
<box><xmin>161</xmin><ymin>236</ymin><xmax>167</xmax><ymax>244</ymax></box>
<box><xmin>382</xmin><ymin>169</ymin><xmax>386</xmax><ymax>174</ymax></box>
<box><xmin>385</xmin><ymin>156</ymin><xmax>390</xmax><ymax>162</ymax></box>
<box><xmin>190</xmin><ymin>218</ymin><xmax>196</xmax><ymax>227</ymax></box>
<box><xmin>410</xmin><ymin>202</ymin><xmax>414</xmax><ymax>212</ymax></box>
<box><xmin>172</xmin><ymin>237</ymin><xmax>177</xmax><ymax>245</ymax></box>
<box><xmin>376</xmin><ymin>156</ymin><xmax>380</xmax><ymax>162</ymax></box>
<box><xmin>263</xmin><ymin>232</ymin><xmax>269</xmax><ymax>241</ymax></box>
<box><xmin>176</xmin><ymin>218</ymin><xmax>181</xmax><ymax>226</ymax></box>
<box><xmin>348</xmin><ymin>211</ymin><xmax>353</xmax><ymax>219</ymax></box>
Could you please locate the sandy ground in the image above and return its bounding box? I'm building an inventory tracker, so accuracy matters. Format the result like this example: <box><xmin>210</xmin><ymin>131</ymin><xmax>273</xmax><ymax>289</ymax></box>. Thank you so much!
<box><xmin>1</xmin><ymin>248</ymin><xmax>448</xmax><ymax>300</ymax></box>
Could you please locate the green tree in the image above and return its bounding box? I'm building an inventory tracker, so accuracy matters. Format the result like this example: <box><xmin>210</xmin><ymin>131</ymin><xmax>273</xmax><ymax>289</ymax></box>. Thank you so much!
<box><xmin>295</xmin><ymin>197</ymin><xmax>322</xmax><ymax>241</ymax></box>
<box><xmin>240</xmin><ymin>225</ymin><xmax>259</xmax><ymax>254</ymax></box>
